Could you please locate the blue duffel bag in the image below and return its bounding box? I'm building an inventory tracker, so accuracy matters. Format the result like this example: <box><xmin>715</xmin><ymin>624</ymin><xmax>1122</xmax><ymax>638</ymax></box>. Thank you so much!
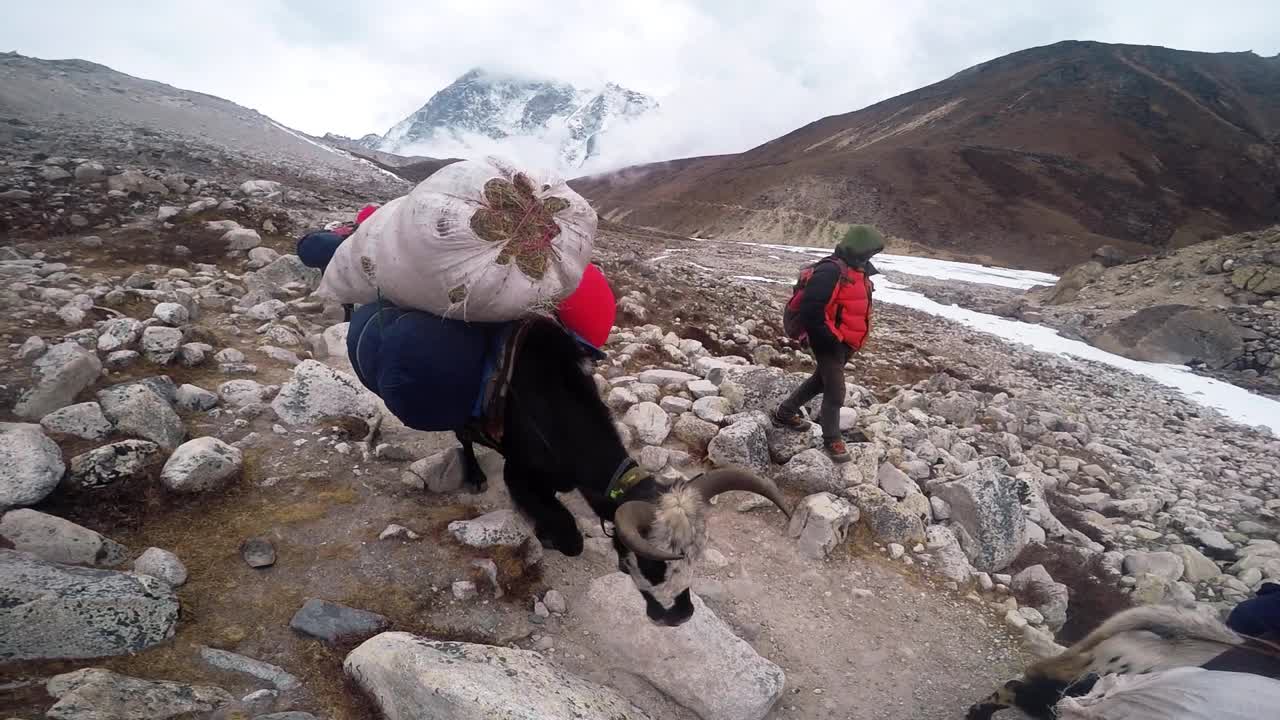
<box><xmin>347</xmin><ymin>299</ymin><xmax>506</xmax><ymax>432</ymax></box>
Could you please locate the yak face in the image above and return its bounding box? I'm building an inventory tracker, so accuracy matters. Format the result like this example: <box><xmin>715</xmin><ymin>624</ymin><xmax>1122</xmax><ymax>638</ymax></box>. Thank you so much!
<box><xmin>608</xmin><ymin>469</ymin><xmax>790</xmax><ymax>627</ymax></box>
<box><xmin>613</xmin><ymin>486</ymin><xmax>706</xmax><ymax>627</ymax></box>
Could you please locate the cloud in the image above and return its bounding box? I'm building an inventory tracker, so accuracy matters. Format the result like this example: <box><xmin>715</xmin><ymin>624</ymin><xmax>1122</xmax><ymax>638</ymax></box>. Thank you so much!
<box><xmin>3</xmin><ymin>0</ymin><xmax>1278</xmax><ymax>174</ymax></box>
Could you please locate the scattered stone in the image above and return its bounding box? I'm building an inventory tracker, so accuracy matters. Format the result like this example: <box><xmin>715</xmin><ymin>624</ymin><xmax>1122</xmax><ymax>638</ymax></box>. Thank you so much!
<box><xmin>448</xmin><ymin>510</ymin><xmax>532</xmax><ymax>548</ymax></box>
<box><xmin>240</xmin><ymin>538</ymin><xmax>276</xmax><ymax>568</ymax></box>
<box><xmin>926</xmin><ymin>525</ymin><xmax>975</xmax><ymax>584</ymax></box>
<box><xmin>14</xmin><ymin>342</ymin><xmax>102</xmax><ymax>419</ymax></box>
<box><xmin>375</xmin><ymin>443</ymin><xmax>412</xmax><ymax>461</ymax></box>
<box><xmin>452</xmin><ymin>581</ymin><xmax>478</xmax><ymax>601</ymax></box>
<box><xmin>623</xmin><ymin>402</ymin><xmax>672</xmax><ymax>445</ymax></box>
<box><xmin>1011</xmin><ymin>565</ymin><xmax>1069</xmax><ymax>631</ymax></box>
<box><xmin>97</xmin><ymin>382</ymin><xmax>185</xmax><ymax>450</ymax></box>
<box><xmin>379</xmin><ymin>524</ymin><xmax>420</xmax><ymax>541</ymax></box>
<box><xmin>0</xmin><ymin>426</ymin><xmax>66</xmax><ymax>507</ymax></box>
<box><xmin>1123</xmin><ymin>551</ymin><xmax>1186</xmax><ymax>582</ymax></box>
<box><xmin>345</xmin><ymin>632</ymin><xmax>651</xmax><ymax>720</ymax></box>
<box><xmin>930</xmin><ymin>496</ymin><xmax>952</xmax><ymax>520</ymax></box>
<box><xmin>787</xmin><ymin>493</ymin><xmax>857</xmax><ymax>559</ymax></box>
<box><xmin>198</xmin><ymin>646</ymin><xmax>300</xmax><ymax>691</ymax></box>
<box><xmin>271</xmin><ymin>360</ymin><xmax>379</xmax><ymax>425</ymax></box>
<box><xmin>16</xmin><ymin>335</ymin><xmax>46</xmax><ymax>362</ymax></box>
<box><xmin>580</xmin><ymin>573</ymin><xmax>785</xmax><ymax>720</ymax></box>
<box><xmin>843</xmin><ymin>484</ymin><xmax>927</xmax><ymax>545</ymax></box>
<box><xmin>290</xmin><ymin>598</ymin><xmax>391</xmax><ymax>647</ymax></box>
<box><xmin>708</xmin><ymin>419</ymin><xmax>770</xmax><ymax>473</ymax></box>
<box><xmin>0</xmin><ymin>549</ymin><xmax>179</xmax><ymax>660</ymax></box>
<box><xmin>39</xmin><ymin>402</ymin><xmax>113</xmax><ymax>440</ymax></box>
<box><xmin>160</xmin><ymin>437</ymin><xmax>243</xmax><ymax>493</ymax></box>
<box><xmin>239</xmin><ymin>179</ymin><xmax>282</xmax><ymax>197</ymax></box>
<box><xmin>67</xmin><ymin>440</ymin><xmax>162</xmax><ymax>489</ymax></box>
<box><xmin>779</xmin><ymin>448</ymin><xmax>840</xmax><ymax>494</ymax></box>
<box><xmin>693</xmin><ymin>395</ymin><xmax>732</xmax><ymax>424</ymax></box>
<box><xmin>222</xmin><ymin>228</ymin><xmax>262</xmax><ymax>251</ymax></box>
<box><xmin>1193</xmin><ymin>528</ymin><xmax>1237</xmax><ymax>560</ymax></box>
<box><xmin>543</xmin><ymin>589</ymin><xmax>567</xmax><ymax>614</ymax></box>
<box><xmin>45</xmin><ymin>668</ymin><xmax>232</xmax><ymax>720</ymax></box>
<box><xmin>141</xmin><ymin>326</ymin><xmax>184</xmax><ymax>364</ymax></box>
<box><xmin>0</xmin><ymin>509</ymin><xmax>128</xmax><ymax>567</ymax></box>
<box><xmin>133</xmin><ymin>547</ymin><xmax>188</xmax><ymax>586</ymax></box>
<box><xmin>876</xmin><ymin>463</ymin><xmax>920</xmax><ymax>498</ymax></box>
<box><xmin>402</xmin><ymin>449</ymin><xmax>467</xmax><ymax>493</ymax></box>
<box><xmin>245</xmin><ymin>299</ymin><xmax>286</xmax><ymax>321</ymax></box>
<box><xmin>672</xmin><ymin>412</ymin><xmax>719</xmax><ymax>451</ymax></box>
<box><xmin>637</xmin><ymin>369</ymin><xmax>700</xmax><ymax>388</ymax></box>
<box><xmin>175</xmin><ymin>384</ymin><xmax>219</xmax><ymax>412</ymax></box>
<box><xmin>218</xmin><ymin>379</ymin><xmax>268</xmax><ymax>408</ymax></box>
<box><xmin>1171</xmin><ymin>544</ymin><xmax>1222</xmax><ymax>583</ymax></box>
<box><xmin>152</xmin><ymin>302</ymin><xmax>189</xmax><ymax>326</ymax></box>
<box><xmin>688</xmin><ymin>379</ymin><xmax>719</xmax><ymax>398</ymax></box>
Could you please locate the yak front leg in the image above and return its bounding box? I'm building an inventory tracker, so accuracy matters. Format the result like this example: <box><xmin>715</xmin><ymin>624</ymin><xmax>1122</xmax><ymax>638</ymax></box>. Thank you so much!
<box><xmin>454</xmin><ymin>431</ymin><xmax>488</xmax><ymax>493</ymax></box>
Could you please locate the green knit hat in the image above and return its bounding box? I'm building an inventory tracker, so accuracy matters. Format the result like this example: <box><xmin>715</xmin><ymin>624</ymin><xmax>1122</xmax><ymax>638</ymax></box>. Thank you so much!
<box><xmin>837</xmin><ymin>225</ymin><xmax>885</xmax><ymax>259</ymax></box>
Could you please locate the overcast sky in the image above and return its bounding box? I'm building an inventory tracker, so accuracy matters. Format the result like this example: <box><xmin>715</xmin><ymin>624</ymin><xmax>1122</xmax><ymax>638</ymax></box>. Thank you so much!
<box><xmin>5</xmin><ymin>1</ymin><xmax>1279</xmax><ymax>168</ymax></box>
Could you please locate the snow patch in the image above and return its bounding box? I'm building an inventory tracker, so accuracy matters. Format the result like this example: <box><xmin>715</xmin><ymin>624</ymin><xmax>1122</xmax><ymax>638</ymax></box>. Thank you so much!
<box><xmin>747</xmin><ymin>243</ymin><xmax>1059</xmax><ymax>290</ymax></box>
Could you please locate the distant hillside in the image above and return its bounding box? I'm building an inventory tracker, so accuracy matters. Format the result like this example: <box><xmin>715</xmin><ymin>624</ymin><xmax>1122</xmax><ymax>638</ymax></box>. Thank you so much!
<box><xmin>0</xmin><ymin>52</ymin><xmax>406</xmax><ymax>198</ymax></box>
<box><xmin>573</xmin><ymin>41</ymin><xmax>1280</xmax><ymax>271</ymax></box>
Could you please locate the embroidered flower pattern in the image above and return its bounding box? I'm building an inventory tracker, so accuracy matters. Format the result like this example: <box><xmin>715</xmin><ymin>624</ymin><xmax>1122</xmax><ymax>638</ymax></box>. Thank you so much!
<box><xmin>469</xmin><ymin>172</ymin><xmax>569</xmax><ymax>280</ymax></box>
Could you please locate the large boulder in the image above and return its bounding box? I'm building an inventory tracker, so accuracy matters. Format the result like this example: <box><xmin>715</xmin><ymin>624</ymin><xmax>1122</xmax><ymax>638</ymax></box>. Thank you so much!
<box><xmin>45</xmin><ymin>668</ymin><xmax>232</xmax><ymax>720</ymax></box>
<box><xmin>1092</xmin><ymin>305</ymin><xmax>1245</xmax><ymax>369</ymax></box>
<box><xmin>0</xmin><ymin>510</ymin><xmax>128</xmax><ymax>567</ymax></box>
<box><xmin>0</xmin><ymin>426</ymin><xmax>65</xmax><ymax>507</ymax></box>
<box><xmin>14</xmin><ymin>342</ymin><xmax>102</xmax><ymax>419</ymax></box>
<box><xmin>579</xmin><ymin>573</ymin><xmax>785</xmax><ymax>720</ymax></box>
<box><xmin>271</xmin><ymin>360</ymin><xmax>379</xmax><ymax>426</ymax></box>
<box><xmin>712</xmin><ymin>366</ymin><xmax>807</xmax><ymax>415</ymax></box>
<box><xmin>0</xmin><ymin>549</ymin><xmax>179</xmax><ymax>660</ymax></box>
<box><xmin>788</xmin><ymin>492</ymin><xmax>857</xmax><ymax>559</ymax></box>
<box><xmin>708</xmin><ymin>419</ymin><xmax>770</xmax><ymax>474</ymax></box>
<box><xmin>68</xmin><ymin>440</ymin><xmax>162</xmax><ymax>489</ymax></box>
<box><xmin>160</xmin><ymin>437</ymin><xmax>243</xmax><ymax>493</ymax></box>
<box><xmin>843</xmin><ymin>485</ymin><xmax>926</xmax><ymax>545</ymax></box>
<box><xmin>1044</xmin><ymin>260</ymin><xmax>1105</xmax><ymax>305</ymax></box>
<box><xmin>97</xmin><ymin>383</ymin><xmax>185</xmax><ymax>451</ymax></box>
<box><xmin>346</xmin><ymin>633</ymin><xmax>651</xmax><ymax>720</ymax></box>
<box><xmin>935</xmin><ymin>464</ymin><xmax>1027</xmax><ymax>572</ymax></box>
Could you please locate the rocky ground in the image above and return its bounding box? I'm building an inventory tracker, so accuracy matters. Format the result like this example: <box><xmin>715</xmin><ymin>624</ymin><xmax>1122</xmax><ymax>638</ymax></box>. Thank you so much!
<box><xmin>2</xmin><ymin>149</ymin><xmax>1279</xmax><ymax>720</ymax></box>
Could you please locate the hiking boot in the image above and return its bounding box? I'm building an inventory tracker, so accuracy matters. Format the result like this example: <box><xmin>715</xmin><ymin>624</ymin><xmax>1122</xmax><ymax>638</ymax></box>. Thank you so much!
<box><xmin>771</xmin><ymin>408</ymin><xmax>810</xmax><ymax>431</ymax></box>
<box><xmin>824</xmin><ymin>438</ymin><xmax>852</xmax><ymax>463</ymax></box>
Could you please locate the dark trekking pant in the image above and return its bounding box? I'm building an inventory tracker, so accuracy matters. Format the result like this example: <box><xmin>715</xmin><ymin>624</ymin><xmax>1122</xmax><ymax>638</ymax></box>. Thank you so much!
<box><xmin>779</xmin><ymin>345</ymin><xmax>848</xmax><ymax>441</ymax></box>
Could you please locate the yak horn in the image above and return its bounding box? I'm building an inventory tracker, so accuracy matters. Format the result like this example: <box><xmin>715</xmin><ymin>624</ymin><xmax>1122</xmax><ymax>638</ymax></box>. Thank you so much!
<box><xmin>689</xmin><ymin>468</ymin><xmax>791</xmax><ymax>519</ymax></box>
<box><xmin>614</xmin><ymin>501</ymin><xmax>684</xmax><ymax>562</ymax></box>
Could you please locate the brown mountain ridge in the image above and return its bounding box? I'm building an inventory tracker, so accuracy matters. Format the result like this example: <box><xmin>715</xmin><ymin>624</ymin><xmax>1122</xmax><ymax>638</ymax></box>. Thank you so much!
<box><xmin>572</xmin><ymin>41</ymin><xmax>1280</xmax><ymax>271</ymax></box>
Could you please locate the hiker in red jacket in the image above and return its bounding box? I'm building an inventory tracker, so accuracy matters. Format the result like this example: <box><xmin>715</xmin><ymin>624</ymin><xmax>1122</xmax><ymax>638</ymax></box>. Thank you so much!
<box><xmin>774</xmin><ymin>225</ymin><xmax>884</xmax><ymax>462</ymax></box>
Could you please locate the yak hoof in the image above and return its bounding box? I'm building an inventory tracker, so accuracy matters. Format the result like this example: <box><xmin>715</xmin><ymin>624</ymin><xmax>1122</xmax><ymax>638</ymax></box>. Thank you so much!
<box><xmin>538</xmin><ymin>528</ymin><xmax>584</xmax><ymax>557</ymax></box>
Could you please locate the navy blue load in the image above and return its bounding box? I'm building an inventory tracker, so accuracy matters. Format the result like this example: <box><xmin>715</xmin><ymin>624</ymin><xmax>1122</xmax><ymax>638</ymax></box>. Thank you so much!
<box><xmin>348</xmin><ymin>299</ymin><xmax>506</xmax><ymax>432</ymax></box>
<box><xmin>297</xmin><ymin>231</ymin><xmax>346</xmax><ymax>271</ymax></box>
